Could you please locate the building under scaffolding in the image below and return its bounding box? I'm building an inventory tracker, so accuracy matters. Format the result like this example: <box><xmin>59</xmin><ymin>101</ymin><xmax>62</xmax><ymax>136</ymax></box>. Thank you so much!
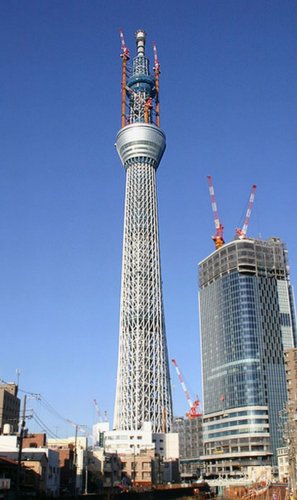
<box><xmin>173</xmin><ymin>416</ymin><xmax>203</xmax><ymax>480</ymax></box>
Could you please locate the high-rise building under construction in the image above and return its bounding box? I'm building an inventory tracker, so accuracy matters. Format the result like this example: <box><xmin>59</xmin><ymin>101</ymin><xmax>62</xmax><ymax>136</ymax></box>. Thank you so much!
<box><xmin>199</xmin><ymin>235</ymin><xmax>296</xmax><ymax>476</ymax></box>
<box><xmin>113</xmin><ymin>30</ymin><xmax>173</xmax><ymax>433</ymax></box>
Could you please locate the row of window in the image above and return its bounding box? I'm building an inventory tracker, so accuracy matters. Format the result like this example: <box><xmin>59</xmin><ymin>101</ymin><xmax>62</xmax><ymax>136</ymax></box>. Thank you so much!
<box><xmin>205</xmin><ymin>418</ymin><xmax>268</xmax><ymax>431</ymax></box>
<box><xmin>204</xmin><ymin>427</ymin><xmax>269</xmax><ymax>439</ymax></box>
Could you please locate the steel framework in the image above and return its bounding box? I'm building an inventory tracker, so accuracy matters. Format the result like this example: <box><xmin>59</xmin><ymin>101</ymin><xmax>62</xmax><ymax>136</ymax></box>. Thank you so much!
<box><xmin>113</xmin><ymin>30</ymin><xmax>173</xmax><ymax>432</ymax></box>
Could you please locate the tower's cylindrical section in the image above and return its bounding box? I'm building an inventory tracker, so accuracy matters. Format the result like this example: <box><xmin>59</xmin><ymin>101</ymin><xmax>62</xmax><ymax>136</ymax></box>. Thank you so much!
<box><xmin>116</xmin><ymin>123</ymin><xmax>165</xmax><ymax>168</ymax></box>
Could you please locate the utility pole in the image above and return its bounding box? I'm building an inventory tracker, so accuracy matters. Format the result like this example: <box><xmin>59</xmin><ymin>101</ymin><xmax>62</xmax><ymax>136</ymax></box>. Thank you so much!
<box><xmin>16</xmin><ymin>394</ymin><xmax>27</xmax><ymax>496</ymax></box>
<box><xmin>84</xmin><ymin>455</ymin><xmax>88</xmax><ymax>495</ymax></box>
<box><xmin>74</xmin><ymin>424</ymin><xmax>78</xmax><ymax>497</ymax></box>
<box><xmin>133</xmin><ymin>445</ymin><xmax>136</xmax><ymax>485</ymax></box>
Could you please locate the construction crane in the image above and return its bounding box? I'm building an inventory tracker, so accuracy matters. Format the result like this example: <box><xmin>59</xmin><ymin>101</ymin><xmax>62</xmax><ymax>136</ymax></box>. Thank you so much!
<box><xmin>171</xmin><ymin>359</ymin><xmax>202</xmax><ymax>419</ymax></box>
<box><xmin>153</xmin><ymin>42</ymin><xmax>160</xmax><ymax>127</ymax></box>
<box><xmin>119</xmin><ymin>29</ymin><xmax>130</xmax><ymax>59</ymax></box>
<box><xmin>93</xmin><ymin>399</ymin><xmax>102</xmax><ymax>421</ymax></box>
<box><xmin>207</xmin><ymin>175</ymin><xmax>225</xmax><ymax>250</ymax></box>
<box><xmin>93</xmin><ymin>399</ymin><xmax>108</xmax><ymax>422</ymax></box>
<box><xmin>235</xmin><ymin>184</ymin><xmax>257</xmax><ymax>239</ymax></box>
<box><xmin>124</xmin><ymin>84</ymin><xmax>153</xmax><ymax>125</ymax></box>
<box><xmin>119</xmin><ymin>30</ymin><xmax>130</xmax><ymax>129</ymax></box>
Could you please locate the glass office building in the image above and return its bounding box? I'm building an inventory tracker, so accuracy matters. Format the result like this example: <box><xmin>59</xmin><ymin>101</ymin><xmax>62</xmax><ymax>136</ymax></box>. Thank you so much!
<box><xmin>199</xmin><ymin>237</ymin><xmax>296</xmax><ymax>476</ymax></box>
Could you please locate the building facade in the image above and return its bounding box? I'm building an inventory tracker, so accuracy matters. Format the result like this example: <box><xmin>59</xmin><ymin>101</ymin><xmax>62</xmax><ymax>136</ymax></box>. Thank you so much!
<box><xmin>199</xmin><ymin>237</ymin><xmax>296</xmax><ymax>476</ymax></box>
<box><xmin>0</xmin><ymin>383</ymin><xmax>20</xmax><ymax>434</ymax></box>
<box><xmin>48</xmin><ymin>436</ymin><xmax>87</xmax><ymax>494</ymax></box>
<box><xmin>173</xmin><ymin>416</ymin><xmax>203</xmax><ymax>480</ymax></box>
<box><xmin>283</xmin><ymin>347</ymin><xmax>297</xmax><ymax>488</ymax></box>
<box><xmin>285</xmin><ymin>347</ymin><xmax>297</xmax><ymax>407</ymax></box>
<box><xmin>277</xmin><ymin>446</ymin><xmax>289</xmax><ymax>483</ymax></box>
<box><xmin>0</xmin><ymin>435</ymin><xmax>60</xmax><ymax>496</ymax></box>
<box><xmin>113</xmin><ymin>30</ymin><xmax>172</xmax><ymax>433</ymax></box>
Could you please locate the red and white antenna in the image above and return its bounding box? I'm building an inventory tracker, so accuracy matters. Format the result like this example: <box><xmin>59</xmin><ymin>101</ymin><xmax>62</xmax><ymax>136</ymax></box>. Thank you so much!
<box><xmin>172</xmin><ymin>359</ymin><xmax>202</xmax><ymax>419</ymax></box>
<box><xmin>236</xmin><ymin>184</ymin><xmax>257</xmax><ymax>239</ymax></box>
<box><xmin>207</xmin><ymin>176</ymin><xmax>224</xmax><ymax>249</ymax></box>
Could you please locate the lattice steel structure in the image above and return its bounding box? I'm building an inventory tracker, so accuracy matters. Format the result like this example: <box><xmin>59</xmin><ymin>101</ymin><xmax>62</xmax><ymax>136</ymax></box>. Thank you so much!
<box><xmin>113</xmin><ymin>30</ymin><xmax>173</xmax><ymax>432</ymax></box>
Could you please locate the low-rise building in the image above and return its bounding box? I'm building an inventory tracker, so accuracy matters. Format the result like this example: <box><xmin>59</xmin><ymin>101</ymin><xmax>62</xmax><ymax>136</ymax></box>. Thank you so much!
<box><xmin>277</xmin><ymin>447</ymin><xmax>289</xmax><ymax>483</ymax></box>
<box><xmin>55</xmin><ymin>445</ymin><xmax>75</xmax><ymax>494</ymax></box>
<box><xmin>97</xmin><ymin>421</ymin><xmax>179</xmax><ymax>486</ymax></box>
<box><xmin>120</xmin><ymin>448</ymin><xmax>155</xmax><ymax>487</ymax></box>
<box><xmin>0</xmin><ymin>435</ymin><xmax>60</xmax><ymax>496</ymax></box>
<box><xmin>153</xmin><ymin>432</ymin><xmax>179</xmax><ymax>460</ymax></box>
<box><xmin>93</xmin><ymin>421</ymin><xmax>109</xmax><ymax>448</ymax></box>
<box><xmin>284</xmin><ymin>348</ymin><xmax>297</xmax><ymax>487</ymax></box>
<box><xmin>104</xmin><ymin>422</ymin><xmax>155</xmax><ymax>456</ymax></box>
<box><xmin>0</xmin><ymin>383</ymin><xmax>20</xmax><ymax>434</ymax></box>
<box><xmin>48</xmin><ymin>436</ymin><xmax>87</xmax><ymax>495</ymax></box>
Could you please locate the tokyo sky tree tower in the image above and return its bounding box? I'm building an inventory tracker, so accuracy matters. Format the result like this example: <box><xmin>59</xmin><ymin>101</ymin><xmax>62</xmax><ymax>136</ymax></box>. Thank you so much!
<box><xmin>113</xmin><ymin>30</ymin><xmax>173</xmax><ymax>433</ymax></box>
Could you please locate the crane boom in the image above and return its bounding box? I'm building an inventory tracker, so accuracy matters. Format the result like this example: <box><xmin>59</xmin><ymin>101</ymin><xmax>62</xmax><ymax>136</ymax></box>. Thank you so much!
<box><xmin>153</xmin><ymin>42</ymin><xmax>160</xmax><ymax>74</ymax></box>
<box><xmin>207</xmin><ymin>176</ymin><xmax>224</xmax><ymax>249</ymax></box>
<box><xmin>119</xmin><ymin>29</ymin><xmax>130</xmax><ymax>59</ymax></box>
<box><xmin>93</xmin><ymin>399</ymin><xmax>102</xmax><ymax>421</ymax></box>
<box><xmin>172</xmin><ymin>359</ymin><xmax>202</xmax><ymax>419</ymax></box>
<box><xmin>236</xmin><ymin>184</ymin><xmax>257</xmax><ymax>239</ymax></box>
<box><xmin>119</xmin><ymin>30</ymin><xmax>130</xmax><ymax>128</ymax></box>
<box><xmin>172</xmin><ymin>358</ymin><xmax>193</xmax><ymax>408</ymax></box>
<box><xmin>153</xmin><ymin>42</ymin><xmax>160</xmax><ymax>127</ymax></box>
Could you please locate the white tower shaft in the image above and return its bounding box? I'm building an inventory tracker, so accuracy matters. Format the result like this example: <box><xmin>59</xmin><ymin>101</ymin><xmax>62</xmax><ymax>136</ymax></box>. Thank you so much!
<box><xmin>114</xmin><ymin>159</ymin><xmax>172</xmax><ymax>432</ymax></box>
<box><xmin>113</xmin><ymin>31</ymin><xmax>173</xmax><ymax>432</ymax></box>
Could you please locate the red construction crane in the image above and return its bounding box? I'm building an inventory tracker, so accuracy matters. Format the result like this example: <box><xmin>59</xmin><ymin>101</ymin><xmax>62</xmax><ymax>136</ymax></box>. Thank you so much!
<box><xmin>235</xmin><ymin>184</ymin><xmax>257</xmax><ymax>239</ymax></box>
<box><xmin>153</xmin><ymin>42</ymin><xmax>160</xmax><ymax>127</ymax></box>
<box><xmin>171</xmin><ymin>359</ymin><xmax>202</xmax><ymax>419</ymax></box>
<box><xmin>119</xmin><ymin>29</ymin><xmax>130</xmax><ymax>129</ymax></box>
<box><xmin>207</xmin><ymin>176</ymin><xmax>225</xmax><ymax>249</ymax></box>
<box><xmin>93</xmin><ymin>399</ymin><xmax>108</xmax><ymax>422</ymax></box>
<box><xmin>119</xmin><ymin>29</ymin><xmax>130</xmax><ymax>60</ymax></box>
<box><xmin>93</xmin><ymin>399</ymin><xmax>102</xmax><ymax>421</ymax></box>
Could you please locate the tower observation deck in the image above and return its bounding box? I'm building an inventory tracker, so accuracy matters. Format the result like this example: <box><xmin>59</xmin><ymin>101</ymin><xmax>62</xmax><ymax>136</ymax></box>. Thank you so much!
<box><xmin>114</xmin><ymin>30</ymin><xmax>173</xmax><ymax>433</ymax></box>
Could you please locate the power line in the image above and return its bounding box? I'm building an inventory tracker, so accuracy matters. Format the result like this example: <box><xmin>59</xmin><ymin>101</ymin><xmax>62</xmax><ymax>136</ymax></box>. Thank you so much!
<box><xmin>31</xmin><ymin>411</ymin><xmax>58</xmax><ymax>439</ymax></box>
<box><xmin>2</xmin><ymin>380</ymin><xmax>87</xmax><ymax>437</ymax></box>
<box><xmin>37</xmin><ymin>396</ymin><xmax>71</xmax><ymax>424</ymax></box>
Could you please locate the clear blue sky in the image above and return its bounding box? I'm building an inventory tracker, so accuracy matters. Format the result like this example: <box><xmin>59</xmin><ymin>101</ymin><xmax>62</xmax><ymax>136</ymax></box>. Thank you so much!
<box><xmin>1</xmin><ymin>0</ymin><xmax>297</xmax><ymax>437</ymax></box>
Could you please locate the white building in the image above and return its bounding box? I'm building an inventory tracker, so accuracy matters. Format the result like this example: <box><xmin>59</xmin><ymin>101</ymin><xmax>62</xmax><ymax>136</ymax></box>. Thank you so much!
<box><xmin>153</xmin><ymin>432</ymin><xmax>179</xmax><ymax>460</ymax></box>
<box><xmin>92</xmin><ymin>421</ymin><xmax>110</xmax><ymax>448</ymax></box>
<box><xmin>104</xmin><ymin>422</ymin><xmax>155</xmax><ymax>456</ymax></box>
<box><xmin>277</xmin><ymin>447</ymin><xmax>289</xmax><ymax>482</ymax></box>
